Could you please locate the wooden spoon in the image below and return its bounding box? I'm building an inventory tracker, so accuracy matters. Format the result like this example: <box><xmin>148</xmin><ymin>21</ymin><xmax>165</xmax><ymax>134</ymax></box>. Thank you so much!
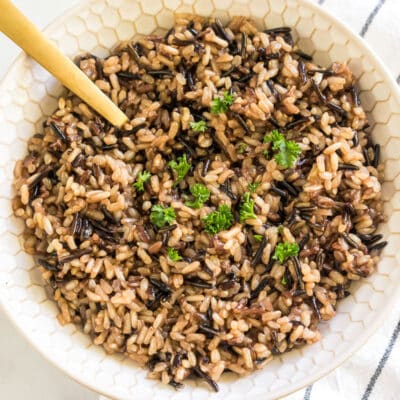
<box><xmin>0</xmin><ymin>0</ymin><xmax>128</xmax><ymax>128</ymax></box>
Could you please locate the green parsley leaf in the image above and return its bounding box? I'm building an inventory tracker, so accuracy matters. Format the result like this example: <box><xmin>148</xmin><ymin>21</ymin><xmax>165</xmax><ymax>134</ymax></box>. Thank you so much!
<box><xmin>202</xmin><ymin>204</ymin><xmax>233</xmax><ymax>234</ymax></box>
<box><xmin>238</xmin><ymin>143</ymin><xmax>247</xmax><ymax>154</ymax></box>
<box><xmin>275</xmin><ymin>140</ymin><xmax>301</xmax><ymax>168</ymax></box>
<box><xmin>150</xmin><ymin>204</ymin><xmax>176</xmax><ymax>228</ymax></box>
<box><xmin>190</xmin><ymin>120</ymin><xmax>207</xmax><ymax>133</ymax></box>
<box><xmin>167</xmin><ymin>247</ymin><xmax>182</xmax><ymax>261</ymax></box>
<box><xmin>248</xmin><ymin>182</ymin><xmax>260</xmax><ymax>193</ymax></box>
<box><xmin>185</xmin><ymin>183</ymin><xmax>210</xmax><ymax>209</ymax></box>
<box><xmin>210</xmin><ymin>91</ymin><xmax>234</xmax><ymax>114</ymax></box>
<box><xmin>168</xmin><ymin>154</ymin><xmax>191</xmax><ymax>186</ymax></box>
<box><xmin>133</xmin><ymin>170</ymin><xmax>151</xmax><ymax>192</ymax></box>
<box><xmin>239</xmin><ymin>192</ymin><xmax>257</xmax><ymax>223</ymax></box>
<box><xmin>264</xmin><ymin>129</ymin><xmax>301</xmax><ymax>168</ymax></box>
<box><xmin>254</xmin><ymin>234</ymin><xmax>263</xmax><ymax>242</ymax></box>
<box><xmin>272</xmin><ymin>241</ymin><xmax>300</xmax><ymax>263</ymax></box>
<box><xmin>281</xmin><ymin>275</ymin><xmax>288</xmax><ymax>285</ymax></box>
<box><xmin>263</xmin><ymin>129</ymin><xmax>281</xmax><ymax>144</ymax></box>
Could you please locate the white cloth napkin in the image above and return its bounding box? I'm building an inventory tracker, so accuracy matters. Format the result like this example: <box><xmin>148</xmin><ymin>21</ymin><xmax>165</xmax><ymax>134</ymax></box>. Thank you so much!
<box><xmin>100</xmin><ymin>1</ymin><xmax>400</xmax><ymax>399</ymax></box>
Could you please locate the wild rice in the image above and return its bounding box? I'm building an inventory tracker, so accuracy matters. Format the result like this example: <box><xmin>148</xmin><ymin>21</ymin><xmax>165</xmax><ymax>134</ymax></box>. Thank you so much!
<box><xmin>12</xmin><ymin>15</ymin><xmax>386</xmax><ymax>391</ymax></box>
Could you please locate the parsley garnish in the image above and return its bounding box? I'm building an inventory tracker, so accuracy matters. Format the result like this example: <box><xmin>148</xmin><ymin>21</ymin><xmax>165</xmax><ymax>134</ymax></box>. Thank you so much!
<box><xmin>150</xmin><ymin>205</ymin><xmax>176</xmax><ymax>228</ymax></box>
<box><xmin>264</xmin><ymin>130</ymin><xmax>301</xmax><ymax>168</ymax></box>
<box><xmin>190</xmin><ymin>120</ymin><xmax>207</xmax><ymax>132</ymax></box>
<box><xmin>238</xmin><ymin>143</ymin><xmax>247</xmax><ymax>154</ymax></box>
<box><xmin>202</xmin><ymin>204</ymin><xmax>233</xmax><ymax>234</ymax></box>
<box><xmin>273</xmin><ymin>241</ymin><xmax>299</xmax><ymax>263</ymax></box>
<box><xmin>168</xmin><ymin>154</ymin><xmax>191</xmax><ymax>186</ymax></box>
<box><xmin>167</xmin><ymin>247</ymin><xmax>182</xmax><ymax>261</ymax></box>
<box><xmin>239</xmin><ymin>192</ymin><xmax>257</xmax><ymax>223</ymax></box>
<box><xmin>281</xmin><ymin>275</ymin><xmax>288</xmax><ymax>285</ymax></box>
<box><xmin>254</xmin><ymin>234</ymin><xmax>263</xmax><ymax>242</ymax></box>
<box><xmin>210</xmin><ymin>91</ymin><xmax>234</xmax><ymax>114</ymax></box>
<box><xmin>185</xmin><ymin>183</ymin><xmax>210</xmax><ymax>209</ymax></box>
<box><xmin>133</xmin><ymin>170</ymin><xmax>151</xmax><ymax>192</ymax></box>
<box><xmin>248</xmin><ymin>182</ymin><xmax>260</xmax><ymax>193</ymax></box>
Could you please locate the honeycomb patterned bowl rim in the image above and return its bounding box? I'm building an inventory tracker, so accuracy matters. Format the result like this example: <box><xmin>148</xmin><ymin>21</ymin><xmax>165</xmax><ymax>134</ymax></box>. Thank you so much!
<box><xmin>0</xmin><ymin>0</ymin><xmax>400</xmax><ymax>399</ymax></box>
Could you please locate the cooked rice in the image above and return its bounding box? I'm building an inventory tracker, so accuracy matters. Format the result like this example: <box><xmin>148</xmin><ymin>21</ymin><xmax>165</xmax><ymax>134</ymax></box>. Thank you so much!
<box><xmin>13</xmin><ymin>15</ymin><xmax>386</xmax><ymax>392</ymax></box>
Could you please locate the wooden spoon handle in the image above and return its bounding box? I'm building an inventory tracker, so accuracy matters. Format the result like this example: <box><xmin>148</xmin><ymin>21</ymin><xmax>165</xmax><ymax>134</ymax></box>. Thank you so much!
<box><xmin>0</xmin><ymin>0</ymin><xmax>128</xmax><ymax>128</ymax></box>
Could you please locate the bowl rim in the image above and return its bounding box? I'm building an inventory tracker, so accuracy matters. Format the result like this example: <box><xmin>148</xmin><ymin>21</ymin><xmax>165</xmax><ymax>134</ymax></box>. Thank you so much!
<box><xmin>0</xmin><ymin>0</ymin><xmax>400</xmax><ymax>399</ymax></box>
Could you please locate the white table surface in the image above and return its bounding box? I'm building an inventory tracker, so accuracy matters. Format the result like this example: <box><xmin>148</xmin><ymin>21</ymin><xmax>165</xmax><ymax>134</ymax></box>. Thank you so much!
<box><xmin>0</xmin><ymin>3</ymin><xmax>97</xmax><ymax>399</ymax></box>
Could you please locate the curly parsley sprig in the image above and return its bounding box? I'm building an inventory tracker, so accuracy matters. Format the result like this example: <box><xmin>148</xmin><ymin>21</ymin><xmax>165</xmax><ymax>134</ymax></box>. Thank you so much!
<box><xmin>185</xmin><ymin>183</ymin><xmax>210</xmax><ymax>209</ymax></box>
<box><xmin>167</xmin><ymin>247</ymin><xmax>182</xmax><ymax>262</ymax></box>
<box><xmin>190</xmin><ymin>120</ymin><xmax>207</xmax><ymax>132</ymax></box>
<box><xmin>239</xmin><ymin>192</ymin><xmax>257</xmax><ymax>223</ymax></box>
<box><xmin>202</xmin><ymin>204</ymin><xmax>233</xmax><ymax>234</ymax></box>
<box><xmin>133</xmin><ymin>170</ymin><xmax>151</xmax><ymax>192</ymax></box>
<box><xmin>264</xmin><ymin>130</ymin><xmax>301</xmax><ymax>168</ymax></box>
<box><xmin>168</xmin><ymin>154</ymin><xmax>191</xmax><ymax>186</ymax></box>
<box><xmin>211</xmin><ymin>91</ymin><xmax>234</xmax><ymax>114</ymax></box>
<box><xmin>150</xmin><ymin>205</ymin><xmax>176</xmax><ymax>228</ymax></box>
<box><xmin>273</xmin><ymin>241</ymin><xmax>300</xmax><ymax>263</ymax></box>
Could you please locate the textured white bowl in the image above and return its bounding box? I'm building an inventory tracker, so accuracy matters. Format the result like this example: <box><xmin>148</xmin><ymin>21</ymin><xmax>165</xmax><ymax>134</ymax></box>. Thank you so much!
<box><xmin>0</xmin><ymin>0</ymin><xmax>399</xmax><ymax>399</ymax></box>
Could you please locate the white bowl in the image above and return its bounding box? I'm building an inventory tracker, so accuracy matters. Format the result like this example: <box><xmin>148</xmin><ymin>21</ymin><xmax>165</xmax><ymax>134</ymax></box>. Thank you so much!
<box><xmin>0</xmin><ymin>0</ymin><xmax>399</xmax><ymax>399</ymax></box>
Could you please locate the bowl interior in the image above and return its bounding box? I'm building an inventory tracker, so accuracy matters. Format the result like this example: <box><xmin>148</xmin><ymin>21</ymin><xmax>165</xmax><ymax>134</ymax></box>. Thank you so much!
<box><xmin>0</xmin><ymin>1</ymin><xmax>399</xmax><ymax>399</ymax></box>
